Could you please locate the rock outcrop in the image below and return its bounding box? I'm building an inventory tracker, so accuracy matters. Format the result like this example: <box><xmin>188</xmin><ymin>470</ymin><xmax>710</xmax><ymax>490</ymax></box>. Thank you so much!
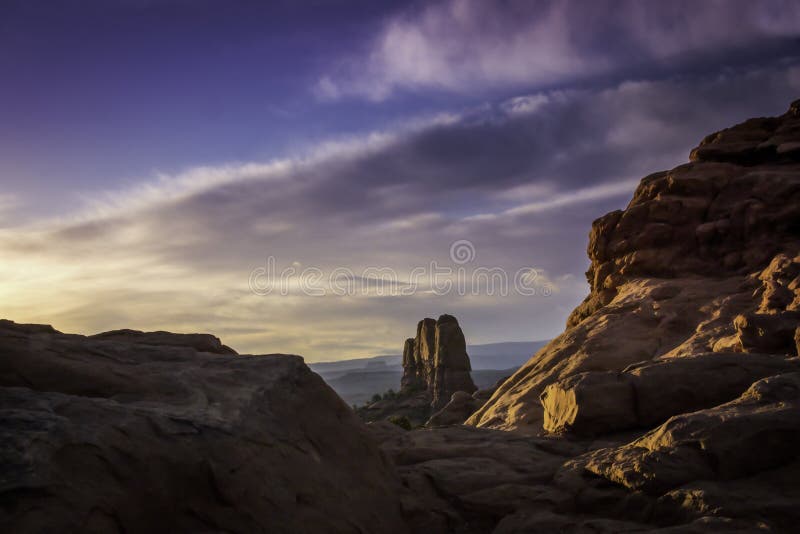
<box><xmin>360</xmin><ymin>315</ymin><xmax>477</xmax><ymax>426</ymax></box>
<box><xmin>426</xmin><ymin>375</ymin><xmax>510</xmax><ymax>427</ymax></box>
<box><xmin>0</xmin><ymin>320</ymin><xmax>407</xmax><ymax>533</ymax></box>
<box><xmin>358</xmin><ymin>315</ymin><xmax>478</xmax><ymax>426</ymax></box>
<box><xmin>401</xmin><ymin>314</ymin><xmax>477</xmax><ymax>409</ymax></box>
<box><xmin>403</xmin><ymin>100</ymin><xmax>800</xmax><ymax>532</ymax></box>
<box><xmin>468</xmin><ymin>100</ymin><xmax>800</xmax><ymax>433</ymax></box>
<box><xmin>89</xmin><ymin>328</ymin><xmax>237</xmax><ymax>354</ymax></box>
<box><xmin>541</xmin><ymin>352</ymin><xmax>800</xmax><ymax>436</ymax></box>
<box><xmin>582</xmin><ymin>372</ymin><xmax>800</xmax><ymax>495</ymax></box>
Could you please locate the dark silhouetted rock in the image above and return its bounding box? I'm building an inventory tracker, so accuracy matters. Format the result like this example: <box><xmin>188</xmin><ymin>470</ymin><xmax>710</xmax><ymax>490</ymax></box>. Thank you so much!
<box><xmin>0</xmin><ymin>320</ymin><xmax>407</xmax><ymax>533</ymax></box>
<box><xmin>358</xmin><ymin>389</ymin><xmax>432</xmax><ymax>427</ymax></box>
<box><xmin>400</xmin><ymin>337</ymin><xmax>421</xmax><ymax>390</ymax></box>
<box><xmin>89</xmin><ymin>327</ymin><xmax>238</xmax><ymax>354</ymax></box>
<box><xmin>426</xmin><ymin>391</ymin><xmax>478</xmax><ymax>427</ymax></box>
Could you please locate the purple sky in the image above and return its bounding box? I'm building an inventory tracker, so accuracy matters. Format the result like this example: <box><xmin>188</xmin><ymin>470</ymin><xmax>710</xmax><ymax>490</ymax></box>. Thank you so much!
<box><xmin>2</xmin><ymin>0</ymin><xmax>800</xmax><ymax>360</ymax></box>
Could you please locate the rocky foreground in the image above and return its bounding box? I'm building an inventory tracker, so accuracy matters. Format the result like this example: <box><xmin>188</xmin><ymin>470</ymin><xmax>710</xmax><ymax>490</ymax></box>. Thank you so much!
<box><xmin>0</xmin><ymin>321</ymin><xmax>406</xmax><ymax>533</ymax></box>
<box><xmin>2</xmin><ymin>102</ymin><xmax>800</xmax><ymax>533</ymax></box>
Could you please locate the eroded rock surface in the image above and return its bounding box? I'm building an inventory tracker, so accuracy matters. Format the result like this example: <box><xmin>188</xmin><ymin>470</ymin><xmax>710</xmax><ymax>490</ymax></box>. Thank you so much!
<box><xmin>0</xmin><ymin>320</ymin><xmax>407</xmax><ymax>534</ymax></box>
<box><xmin>367</xmin><ymin>424</ymin><xmax>590</xmax><ymax>533</ymax></box>
<box><xmin>469</xmin><ymin>101</ymin><xmax>800</xmax><ymax>433</ymax></box>
<box><xmin>368</xmin><ymin>422</ymin><xmax>781</xmax><ymax>532</ymax></box>
<box><xmin>541</xmin><ymin>352</ymin><xmax>800</xmax><ymax>435</ymax></box>
<box><xmin>426</xmin><ymin>390</ymin><xmax>479</xmax><ymax>427</ymax></box>
<box><xmin>402</xmin><ymin>314</ymin><xmax>477</xmax><ymax>409</ymax></box>
<box><xmin>439</xmin><ymin>101</ymin><xmax>800</xmax><ymax>532</ymax></box>
<box><xmin>361</xmin><ymin>314</ymin><xmax>479</xmax><ymax>425</ymax></box>
<box><xmin>583</xmin><ymin>372</ymin><xmax>800</xmax><ymax>495</ymax></box>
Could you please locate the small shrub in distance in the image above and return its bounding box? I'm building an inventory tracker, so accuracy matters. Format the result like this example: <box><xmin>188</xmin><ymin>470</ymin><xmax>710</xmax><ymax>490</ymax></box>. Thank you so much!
<box><xmin>387</xmin><ymin>415</ymin><xmax>412</xmax><ymax>431</ymax></box>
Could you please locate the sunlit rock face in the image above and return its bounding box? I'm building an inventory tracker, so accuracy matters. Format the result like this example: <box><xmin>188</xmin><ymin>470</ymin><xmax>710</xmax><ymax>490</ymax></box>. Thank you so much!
<box><xmin>468</xmin><ymin>100</ymin><xmax>800</xmax><ymax>434</ymax></box>
<box><xmin>0</xmin><ymin>320</ymin><xmax>407</xmax><ymax>534</ymax></box>
<box><xmin>392</xmin><ymin>101</ymin><xmax>800</xmax><ymax>532</ymax></box>
<box><xmin>582</xmin><ymin>371</ymin><xmax>800</xmax><ymax>494</ymax></box>
<box><xmin>540</xmin><ymin>352</ymin><xmax>800</xmax><ymax>436</ymax></box>
<box><xmin>401</xmin><ymin>314</ymin><xmax>477</xmax><ymax>409</ymax></box>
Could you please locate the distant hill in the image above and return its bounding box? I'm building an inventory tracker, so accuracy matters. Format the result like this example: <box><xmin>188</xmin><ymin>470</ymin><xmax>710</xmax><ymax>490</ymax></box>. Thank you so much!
<box><xmin>323</xmin><ymin>368</ymin><xmax>518</xmax><ymax>406</ymax></box>
<box><xmin>310</xmin><ymin>339</ymin><xmax>549</xmax><ymax>405</ymax></box>
<box><xmin>309</xmin><ymin>340</ymin><xmax>548</xmax><ymax>374</ymax></box>
<box><xmin>466</xmin><ymin>341</ymin><xmax>550</xmax><ymax>369</ymax></box>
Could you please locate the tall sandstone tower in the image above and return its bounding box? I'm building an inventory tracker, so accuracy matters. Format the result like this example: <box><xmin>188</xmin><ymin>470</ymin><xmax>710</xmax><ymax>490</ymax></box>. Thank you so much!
<box><xmin>401</xmin><ymin>314</ymin><xmax>477</xmax><ymax>409</ymax></box>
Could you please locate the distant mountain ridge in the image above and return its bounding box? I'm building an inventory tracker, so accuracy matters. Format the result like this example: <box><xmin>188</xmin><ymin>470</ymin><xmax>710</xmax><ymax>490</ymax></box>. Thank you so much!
<box><xmin>309</xmin><ymin>340</ymin><xmax>549</xmax><ymax>375</ymax></box>
<box><xmin>310</xmin><ymin>339</ymin><xmax>550</xmax><ymax>405</ymax></box>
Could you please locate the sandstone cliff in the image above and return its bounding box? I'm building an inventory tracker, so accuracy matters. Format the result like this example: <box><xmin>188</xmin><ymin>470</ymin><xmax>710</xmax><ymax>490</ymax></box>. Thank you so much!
<box><xmin>468</xmin><ymin>100</ymin><xmax>800</xmax><ymax>433</ymax></box>
<box><xmin>365</xmin><ymin>101</ymin><xmax>800</xmax><ymax>534</ymax></box>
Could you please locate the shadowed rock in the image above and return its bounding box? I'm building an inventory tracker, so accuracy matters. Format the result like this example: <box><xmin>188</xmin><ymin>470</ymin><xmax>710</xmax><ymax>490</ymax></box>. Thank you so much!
<box><xmin>89</xmin><ymin>327</ymin><xmax>238</xmax><ymax>354</ymax></box>
<box><xmin>400</xmin><ymin>314</ymin><xmax>476</xmax><ymax>409</ymax></box>
<box><xmin>0</xmin><ymin>320</ymin><xmax>407</xmax><ymax>533</ymax></box>
<box><xmin>426</xmin><ymin>391</ymin><xmax>478</xmax><ymax>427</ymax></box>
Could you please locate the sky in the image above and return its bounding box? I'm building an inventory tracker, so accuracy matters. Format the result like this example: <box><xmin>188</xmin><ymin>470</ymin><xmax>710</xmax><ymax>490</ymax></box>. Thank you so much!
<box><xmin>2</xmin><ymin>0</ymin><xmax>800</xmax><ymax>361</ymax></box>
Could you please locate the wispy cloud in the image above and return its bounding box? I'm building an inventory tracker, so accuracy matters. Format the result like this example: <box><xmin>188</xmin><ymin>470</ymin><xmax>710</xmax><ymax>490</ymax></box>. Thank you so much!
<box><xmin>0</xmin><ymin>194</ymin><xmax>19</xmax><ymax>228</ymax></box>
<box><xmin>465</xmin><ymin>180</ymin><xmax>639</xmax><ymax>222</ymax></box>
<box><xmin>317</xmin><ymin>0</ymin><xmax>800</xmax><ymax>101</ymax></box>
<box><xmin>3</xmin><ymin>65</ymin><xmax>800</xmax><ymax>359</ymax></box>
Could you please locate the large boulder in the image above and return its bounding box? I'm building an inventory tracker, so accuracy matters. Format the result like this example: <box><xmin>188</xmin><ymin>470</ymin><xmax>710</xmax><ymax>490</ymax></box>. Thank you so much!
<box><xmin>540</xmin><ymin>370</ymin><xmax>637</xmax><ymax>436</ymax></box>
<box><xmin>0</xmin><ymin>320</ymin><xmax>407</xmax><ymax>533</ymax></box>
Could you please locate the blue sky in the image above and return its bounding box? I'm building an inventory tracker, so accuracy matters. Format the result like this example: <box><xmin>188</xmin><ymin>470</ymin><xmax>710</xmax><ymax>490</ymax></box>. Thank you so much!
<box><xmin>2</xmin><ymin>0</ymin><xmax>800</xmax><ymax>360</ymax></box>
<box><xmin>1</xmin><ymin>1</ymin><xmax>408</xmax><ymax>210</ymax></box>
